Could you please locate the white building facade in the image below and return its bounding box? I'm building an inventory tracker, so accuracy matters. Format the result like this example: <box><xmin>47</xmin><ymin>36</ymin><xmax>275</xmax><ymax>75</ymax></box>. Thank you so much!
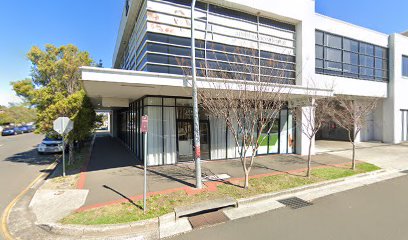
<box><xmin>81</xmin><ymin>0</ymin><xmax>408</xmax><ymax>166</ymax></box>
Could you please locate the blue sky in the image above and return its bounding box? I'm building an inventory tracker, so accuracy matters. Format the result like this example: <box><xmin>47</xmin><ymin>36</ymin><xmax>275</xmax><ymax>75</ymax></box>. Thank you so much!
<box><xmin>0</xmin><ymin>0</ymin><xmax>407</xmax><ymax>106</ymax></box>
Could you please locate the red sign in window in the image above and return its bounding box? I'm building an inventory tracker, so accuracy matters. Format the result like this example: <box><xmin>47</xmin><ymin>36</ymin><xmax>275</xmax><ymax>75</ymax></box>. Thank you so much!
<box><xmin>141</xmin><ymin>115</ymin><xmax>148</xmax><ymax>133</ymax></box>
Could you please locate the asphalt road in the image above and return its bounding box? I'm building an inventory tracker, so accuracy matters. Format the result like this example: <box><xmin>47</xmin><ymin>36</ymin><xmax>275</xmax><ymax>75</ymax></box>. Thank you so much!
<box><xmin>0</xmin><ymin>133</ymin><xmax>57</xmax><ymax>239</ymax></box>
<box><xmin>171</xmin><ymin>174</ymin><xmax>408</xmax><ymax>240</ymax></box>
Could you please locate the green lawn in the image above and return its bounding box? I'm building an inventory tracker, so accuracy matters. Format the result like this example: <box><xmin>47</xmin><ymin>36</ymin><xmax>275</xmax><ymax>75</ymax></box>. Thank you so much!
<box><xmin>61</xmin><ymin>162</ymin><xmax>380</xmax><ymax>225</ymax></box>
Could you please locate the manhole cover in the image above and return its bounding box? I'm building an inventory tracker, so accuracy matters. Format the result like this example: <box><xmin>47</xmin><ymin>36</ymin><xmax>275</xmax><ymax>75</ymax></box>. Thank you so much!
<box><xmin>278</xmin><ymin>197</ymin><xmax>313</xmax><ymax>209</ymax></box>
<box><xmin>188</xmin><ymin>210</ymin><xmax>229</xmax><ymax>229</ymax></box>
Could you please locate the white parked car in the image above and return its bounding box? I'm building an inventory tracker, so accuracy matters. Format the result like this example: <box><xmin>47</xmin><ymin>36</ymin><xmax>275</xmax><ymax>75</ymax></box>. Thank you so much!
<box><xmin>37</xmin><ymin>135</ymin><xmax>64</xmax><ymax>154</ymax></box>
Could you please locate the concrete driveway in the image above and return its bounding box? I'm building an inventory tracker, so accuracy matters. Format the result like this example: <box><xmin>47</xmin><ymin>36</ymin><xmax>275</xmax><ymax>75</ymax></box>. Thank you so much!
<box><xmin>316</xmin><ymin>140</ymin><xmax>408</xmax><ymax>170</ymax></box>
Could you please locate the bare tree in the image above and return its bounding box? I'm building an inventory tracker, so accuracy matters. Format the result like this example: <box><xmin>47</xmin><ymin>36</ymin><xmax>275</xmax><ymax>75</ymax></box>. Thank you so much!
<box><xmin>329</xmin><ymin>96</ymin><xmax>378</xmax><ymax>170</ymax></box>
<box><xmin>180</xmin><ymin>48</ymin><xmax>291</xmax><ymax>189</ymax></box>
<box><xmin>293</xmin><ymin>85</ymin><xmax>333</xmax><ymax>177</ymax></box>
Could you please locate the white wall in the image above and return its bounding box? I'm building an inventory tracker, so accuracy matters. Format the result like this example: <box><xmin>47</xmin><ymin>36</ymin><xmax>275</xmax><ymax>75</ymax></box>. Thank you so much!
<box><xmin>384</xmin><ymin>34</ymin><xmax>408</xmax><ymax>143</ymax></box>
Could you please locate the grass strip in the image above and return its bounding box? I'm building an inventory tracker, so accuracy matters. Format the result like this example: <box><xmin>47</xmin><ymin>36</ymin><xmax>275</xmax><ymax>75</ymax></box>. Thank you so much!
<box><xmin>61</xmin><ymin>162</ymin><xmax>380</xmax><ymax>225</ymax></box>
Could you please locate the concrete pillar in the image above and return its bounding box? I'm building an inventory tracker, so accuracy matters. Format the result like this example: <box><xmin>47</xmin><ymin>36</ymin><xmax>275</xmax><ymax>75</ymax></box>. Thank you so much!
<box><xmin>295</xmin><ymin>106</ymin><xmax>315</xmax><ymax>156</ymax></box>
<box><xmin>111</xmin><ymin>110</ymin><xmax>118</xmax><ymax>138</ymax></box>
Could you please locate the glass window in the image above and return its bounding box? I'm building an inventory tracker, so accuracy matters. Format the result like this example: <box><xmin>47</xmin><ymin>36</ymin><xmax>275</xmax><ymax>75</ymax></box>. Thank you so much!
<box><xmin>316</xmin><ymin>59</ymin><xmax>324</xmax><ymax>69</ymax></box>
<box><xmin>359</xmin><ymin>43</ymin><xmax>374</xmax><ymax>56</ymax></box>
<box><xmin>360</xmin><ymin>55</ymin><xmax>374</xmax><ymax>68</ymax></box>
<box><xmin>360</xmin><ymin>67</ymin><xmax>374</xmax><ymax>77</ymax></box>
<box><xmin>403</xmin><ymin>56</ymin><xmax>408</xmax><ymax>77</ymax></box>
<box><xmin>343</xmin><ymin>38</ymin><xmax>359</xmax><ymax>52</ymax></box>
<box><xmin>325</xmin><ymin>48</ymin><xmax>342</xmax><ymax>62</ymax></box>
<box><xmin>148</xmin><ymin>43</ymin><xmax>168</xmax><ymax>53</ymax></box>
<box><xmin>375</xmin><ymin>46</ymin><xmax>387</xmax><ymax>59</ymax></box>
<box><xmin>343</xmin><ymin>52</ymin><xmax>358</xmax><ymax>65</ymax></box>
<box><xmin>168</xmin><ymin>46</ymin><xmax>190</xmax><ymax>56</ymax></box>
<box><xmin>375</xmin><ymin>58</ymin><xmax>387</xmax><ymax>70</ymax></box>
<box><xmin>144</xmin><ymin>97</ymin><xmax>162</xmax><ymax>106</ymax></box>
<box><xmin>176</xmin><ymin>98</ymin><xmax>193</xmax><ymax>107</ymax></box>
<box><xmin>325</xmin><ymin>34</ymin><xmax>342</xmax><ymax>49</ymax></box>
<box><xmin>316</xmin><ymin>45</ymin><xmax>324</xmax><ymax>59</ymax></box>
<box><xmin>343</xmin><ymin>64</ymin><xmax>359</xmax><ymax>75</ymax></box>
<box><xmin>316</xmin><ymin>31</ymin><xmax>324</xmax><ymax>45</ymax></box>
<box><xmin>325</xmin><ymin>61</ymin><xmax>342</xmax><ymax>71</ymax></box>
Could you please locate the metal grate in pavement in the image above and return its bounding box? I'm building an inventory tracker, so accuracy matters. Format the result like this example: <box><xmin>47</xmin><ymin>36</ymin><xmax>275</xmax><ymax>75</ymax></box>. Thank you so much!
<box><xmin>278</xmin><ymin>197</ymin><xmax>313</xmax><ymax>209</ymax></box>
<box><xmin>188</xmin><ymin>210</ymin><xmax>230</xmax><ymax>229</ymax></box>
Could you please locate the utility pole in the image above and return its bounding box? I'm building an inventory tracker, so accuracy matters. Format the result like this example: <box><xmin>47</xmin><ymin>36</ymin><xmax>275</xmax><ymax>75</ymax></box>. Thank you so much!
<box><xmin>191</xmin><ymin>0</ymin><xmax>202</xmax><ymax>189</ymax></box>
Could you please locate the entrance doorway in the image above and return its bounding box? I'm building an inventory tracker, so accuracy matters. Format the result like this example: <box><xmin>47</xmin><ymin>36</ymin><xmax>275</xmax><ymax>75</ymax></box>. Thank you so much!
<box><xmin>176</xmin><ymin>120</ymin><xmax>210</xmax><ymax>162</ymax></box>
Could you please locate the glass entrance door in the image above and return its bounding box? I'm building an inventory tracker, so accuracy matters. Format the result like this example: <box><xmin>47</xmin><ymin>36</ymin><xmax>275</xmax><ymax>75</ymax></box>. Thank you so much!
<box><xmin>177</xmin><ymin>121</ymin><xmax>211</xmax><ymax>162</ymax></box>
<box><xmin>200</xmin><ymin>122</ymin><xmax>210</xmax><ymax>160</ymax></box>
<box><xmin>177</xmin><ymin>121</ymin><xmax>193</xmax><ymax>162</ymax></box>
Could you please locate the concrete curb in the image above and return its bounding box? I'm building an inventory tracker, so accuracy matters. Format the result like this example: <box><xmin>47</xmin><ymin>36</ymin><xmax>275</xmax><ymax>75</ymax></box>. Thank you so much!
<box><xmin>236</xmin><ymin>169</ymin><xmax>386</xmax><ymax>206</ymax></box>
<box><xmin>38</xmin><ymin>218</ymin><xmax>159</xmax><ymax>239</ymax></box>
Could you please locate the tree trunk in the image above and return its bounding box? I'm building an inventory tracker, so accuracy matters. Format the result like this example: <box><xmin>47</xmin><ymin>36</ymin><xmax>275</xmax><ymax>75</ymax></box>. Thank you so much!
<box><xmin>307</xmin><ymin>139</ymin><xmax>312</xmax><ymax>177</ymax></box>
<box><xmin>352</xmin><ymin>142</ymin><xmax>356</xmax><ymax>170</ymax></box>
<box><xmin>244</xmin><ymin>170</ymin><xmax>250</xmax><ymax>189</ymax></box>
<box><xmin>68</xmin><ymin>141</ymin><xmax>74</xmax><ymax>165</ymax></box>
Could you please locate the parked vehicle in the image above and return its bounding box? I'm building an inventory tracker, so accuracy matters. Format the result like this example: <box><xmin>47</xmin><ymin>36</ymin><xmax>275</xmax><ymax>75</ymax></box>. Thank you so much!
<box><xmin>37</xmin><ymin>134</ymin><xmax>64</xmax><ymax>154</ymax></box>
<box><xmin>27</xmin><ymin>125</ymin><xmax>36</xmax><ymax>132</ymax></box>
<box><xmin>1</xmin><ymin>127</ymin><xmax>23</xmax><ymax>136</ymax></box>
<box><xmin>19</xmin><ymin>125</ymin><xmax>30</xmax><ymax>133</ymax></box>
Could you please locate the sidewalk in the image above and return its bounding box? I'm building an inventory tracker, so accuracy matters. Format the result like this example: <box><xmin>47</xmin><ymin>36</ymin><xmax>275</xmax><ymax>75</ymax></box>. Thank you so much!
<box><xmin>81</xmin><ymin>135</ymin><xmax>352</xmax><ymax>208</ymax></box>
<box><xmin>316</xmin><ymin>140</ymin><xmax>408</xmax><ymax>170</ymax></box>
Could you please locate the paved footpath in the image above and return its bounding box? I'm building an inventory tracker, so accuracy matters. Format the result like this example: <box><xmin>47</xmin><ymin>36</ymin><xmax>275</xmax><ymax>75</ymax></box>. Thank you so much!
<box><xmin>0</xmin><ymin>133</ymin><xmax>56</xmax><ymax>239</ymax></box>
<box><xmin>170</xmin><ymin>174</ymin><xmax>408</xmax><ymax>240</ymax></box>
<box><xmin>82</xmin><ymin>136</ymin><xmax>352</xmax><ymax>208</ymax></box>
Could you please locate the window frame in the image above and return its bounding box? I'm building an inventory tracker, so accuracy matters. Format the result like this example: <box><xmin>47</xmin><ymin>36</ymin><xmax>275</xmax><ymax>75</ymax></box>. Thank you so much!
<box><xmin>315</xmin><ymin>30</ymin><xmax>389</xmax><ymax>82</ymax></box>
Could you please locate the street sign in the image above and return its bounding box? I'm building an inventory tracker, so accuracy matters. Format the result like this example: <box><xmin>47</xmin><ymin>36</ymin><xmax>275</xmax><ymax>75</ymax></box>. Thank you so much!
<box><xmin>141</xmin><ymin>115</ymin><xmax>148</xmax><ymax>133</ymax></box>
<box><xmin>53</xmin><ymin>117</ymin><xmax>74</xmax><ymax>177</ymax></box>
<box><xmin>53</xmin><ymin>117</ymin><xmax>74</xmax><ymax>135</ymax></box>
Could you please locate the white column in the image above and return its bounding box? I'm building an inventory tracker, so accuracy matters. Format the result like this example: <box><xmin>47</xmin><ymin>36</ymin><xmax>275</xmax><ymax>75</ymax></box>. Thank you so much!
<box><xmin>295</xmin><ymin>106</ymin><xmax>315</xmax><ymax>156</ymax></box>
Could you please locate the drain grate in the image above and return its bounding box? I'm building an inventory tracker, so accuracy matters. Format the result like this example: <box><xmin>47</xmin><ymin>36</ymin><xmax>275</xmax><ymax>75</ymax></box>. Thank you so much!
<box><xmin>278</xmin><ymin>197</ymin><xmax>313</xmax><ymax>209</ymax></box>
<box><xmin>188</xmin><ymin>210</ymin><xmax>229</xmax><ymax>229</ymax></box>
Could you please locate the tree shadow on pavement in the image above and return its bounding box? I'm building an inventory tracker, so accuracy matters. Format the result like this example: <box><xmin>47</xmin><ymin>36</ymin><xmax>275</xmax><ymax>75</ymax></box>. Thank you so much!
<box><xmin>103</xmin><ymin>185</ymin><xmax>142</xmax><ymax>210</ymax></box>
<box><xmin>4</xmin><ymin>148</ymin><xmax>58</xmax><ymax>166</ymax></box>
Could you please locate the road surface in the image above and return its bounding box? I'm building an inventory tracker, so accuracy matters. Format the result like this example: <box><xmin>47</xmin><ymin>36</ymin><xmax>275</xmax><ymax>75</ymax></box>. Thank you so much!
<box><xmin>171</xmin><ymin>174</ymin><xmax>408</xmax><ymax>240</ymax></box>
<box><xmin>0</xmin><ymin>133</ymin><xmax>56</xmax><ymax>239</ymax></box>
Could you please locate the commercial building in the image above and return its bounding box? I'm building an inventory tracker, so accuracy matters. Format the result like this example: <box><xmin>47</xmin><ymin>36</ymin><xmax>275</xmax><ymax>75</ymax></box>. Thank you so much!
<box><xmin>81</xmin><ymin>0</ymin><xmax>408</xmax><ymax>166</ymax></box>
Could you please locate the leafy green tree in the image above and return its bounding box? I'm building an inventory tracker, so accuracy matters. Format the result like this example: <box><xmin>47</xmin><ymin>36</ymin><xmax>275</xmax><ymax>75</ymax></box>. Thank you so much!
<box><xmin>13</xmin><ymin>44</ymin><xmax>96</xmax><ymax>164</ymax></box>
<box><xmin>0</xmin><ymin>103</ymin><xmax>37</xmax><ymax>125</ymax></box>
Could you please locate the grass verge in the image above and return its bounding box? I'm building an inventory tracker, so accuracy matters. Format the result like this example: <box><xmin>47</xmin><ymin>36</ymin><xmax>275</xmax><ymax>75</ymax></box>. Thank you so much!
<box><xmin>61</xmin><ymin>162</ymin><xmax>380</xmax><ymax>225</ymax></box>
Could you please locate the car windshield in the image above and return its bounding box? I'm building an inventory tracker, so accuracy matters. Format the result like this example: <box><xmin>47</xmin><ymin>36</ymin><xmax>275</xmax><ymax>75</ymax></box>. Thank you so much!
<box><xmin>44</xmin><ymin>135</ymin><xmax>62</xmax><ymax>141</ymax></box>
<box><xmin>3</xmin><ymin>128</ymin><xmax>13</xmax><ymax>131</ymax></box>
